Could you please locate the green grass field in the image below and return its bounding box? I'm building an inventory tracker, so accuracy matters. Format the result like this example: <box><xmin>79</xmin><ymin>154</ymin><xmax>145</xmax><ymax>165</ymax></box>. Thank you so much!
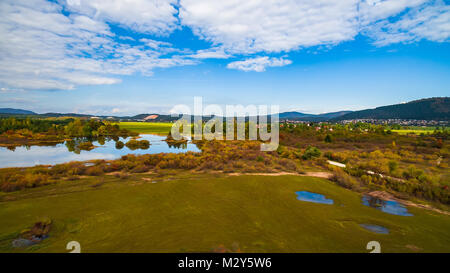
<box><xmin>1</xmin><ymin>173</ymin><xmax>449</xmax><ymax>253</ymax></box>
<box><xmin>391</xmin><ymin>129</ymin><xmax>435</xmax><ymax>135</ymax></box>
<box><xmin>116</xmin><ymin>122</ymin><xmax>173</xmax><ymax>135</ymax></box>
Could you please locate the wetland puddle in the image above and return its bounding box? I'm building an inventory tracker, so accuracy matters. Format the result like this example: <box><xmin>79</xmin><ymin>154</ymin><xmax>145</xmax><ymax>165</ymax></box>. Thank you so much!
<box><xmin>295</xmin><ymin>191</ymin><xmax>334</xmax><ymax>205</ymax></box>
<box><xmin>362</xmin><ymin>195</ymin><xmax>413</xmax><ymax>216</ymax></box>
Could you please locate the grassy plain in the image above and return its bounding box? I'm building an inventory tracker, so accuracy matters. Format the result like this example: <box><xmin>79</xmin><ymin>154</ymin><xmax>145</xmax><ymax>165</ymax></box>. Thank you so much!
<box><xmin>0</xmin><ymin>172</ymin><xmax>449</xmax><ymax>253</ymax></box>
<box><xmin>116</xmin><ymin>122</ymin><xmax>173</xmax><ymax>135</ymax></box>
<box><xmin>391</xmin><ymin>129</ymin><xmax>435</xmax><ymax>135</ymax></box>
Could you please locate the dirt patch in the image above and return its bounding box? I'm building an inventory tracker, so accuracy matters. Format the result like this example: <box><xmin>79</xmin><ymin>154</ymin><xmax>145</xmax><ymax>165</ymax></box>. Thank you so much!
<box><xmin>105</xmin><ymin>171</ymin><xmax>122</xmax><ymax>176</ymax></box>
<box><xmin>405</xmin><ymin>244</ymin><xmax>422</xmax><ymax>252</ymax></box>
<box><xmin>228</xmin><ymin>171</ymin><xmax>333</xmax><ymax>179</ymax></box>
<box><xmin>228</xmin><ymin>172</ymin><xmax>300</xmax><ymax>176</ymax></box>
<box><xmin>302</xmin><ymin>172</ymin><xmax>333</xmax><ymax>179</ymax></box>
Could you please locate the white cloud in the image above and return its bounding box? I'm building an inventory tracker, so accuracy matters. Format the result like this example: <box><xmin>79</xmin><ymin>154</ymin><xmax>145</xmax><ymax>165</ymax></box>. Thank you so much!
<box><xmin>179</xmin><ymin>0</ymin><xmax>450</xmax><ymax>53</ymax></box>
<box><xmin>0</xmin><ymin>0</ymin><xmax>196</xmax><ymax>90</ymax></box>
<box><xmin>188</xmin><ymin>47</ymin><xmax>231</xmax><ymax>59</ymax></box>
<box><xmin>358</xmin><ymin>0</ymin><xmax>429</xmax><ymax>23</ymax></box>
<box><xmin>227</xmin><ymin>56</ymin><xmax>292</xmax><ymax>72</ymax></box>
<box><xmin>64</xmin><ymin>0</ymin><xmax>179</xmax><ymax>35</ymax></box>
<box><xmin>364</xmin><ymin>1</ymin><xmax>450</xmax><ymax>46</ymax></box>
<box><xmin>139</xmin><ymin>38</ymin><xmax>172</xmax><ymax>49</ymax></box>
<box><xmin>180</xmin><ymin>0</ymin><xmax>360</xmax><ymax>54</ymax></box>
<box><xmin>0</xmin><ymin>0</ymin><xmax>449</xmax><ymax>90</ymax></box>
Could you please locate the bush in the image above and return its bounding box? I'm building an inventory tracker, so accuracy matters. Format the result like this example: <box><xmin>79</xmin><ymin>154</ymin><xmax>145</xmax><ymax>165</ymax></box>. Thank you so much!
<box><xmin>125</xmin><ymin>139</ymin><xmax>150</xmax><ymax>150</ymax></box>
<box><xmin>131</xmin><ymin>165</ymin><xmax>150</xmax><ymax>173</ymax></box>
<box><xmin>125</xmin><ymin>139</ymin><xmax>140</xmax><ymax>150</ymax></box>
<box><xmin>78</xmin><ymin>141</ymin><xmax>94</xmax><ymax>151</ymax></box>
<box><xmin>330</xmin><ymin>168</ymin><xmax>360</xmax><ymax>190</ymax></box>
<box><xmin>115</xmin><ymin>140</ymin><xmax>124</xmax><ymax>149</ymax></box>
<box><xmin>85</xmin><ymin>166</ymin><xmax>104</xmax><ymax>176</ymax></box>
<box><xmin>388</xmin><ymin>160</ymin><xmax>398</xmax><ymax>173</ymax></box>
<box><xmin>139</xmin><ymin>140</ymin><xmax>150</xmax><ymax>149</ymax></box>
<box><xmin>302</xmin><ymin>146</ymin><xmax>321</xmax><ymax>160</ymax></box>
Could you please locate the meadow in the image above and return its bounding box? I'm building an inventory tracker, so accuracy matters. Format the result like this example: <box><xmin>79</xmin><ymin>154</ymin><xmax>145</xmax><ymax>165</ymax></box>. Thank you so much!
<box><xmin>0</xmin><ymin>119</ymin><xmax>449</xmax><ymax>253</ymax></box>
<box><xmin>391</xmin><ymin>129</ymin><xmax>436</xmax><ymax>135</ymax></box>
<box><xmin>1</xmin><ymin>172</ymin><xmax>449</xmax><ymax>253</ymax></box>
<box><xmin>116</xmin><ymin>122</ymin><xmax>173</xmax><ymax>135</ymax></box>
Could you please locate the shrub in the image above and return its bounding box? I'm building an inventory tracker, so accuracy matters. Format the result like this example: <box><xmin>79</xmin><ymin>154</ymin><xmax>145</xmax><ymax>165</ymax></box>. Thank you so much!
<box><xmin>388</xmin><ymin>160</ymin><xmax>398</xmax><ymax>173</ymax></box>
<box><xmin>115</xmin><ymin>140</ymin><xmax>124</xmax><ymax>149</ymax></box>
<box><xmin>302</xmin><ymin>146</ymin><xmax>321</xmax><ymax>160</ymax></box>
<box><xmin>131</xmin><ymin>165</ymin><xmax>150</xmax><ymax>173</ymax></box>
<box><xmin>139</xmin><ymin>140</ymin><xmax>150</xmax><ymax>149</ymax></box>
<box><xmin>125</xmin><ymin>139</ymin><xmax>140</xmax><ymax>150</ymax></box>
<box><xmin>330</xmin><ymin>168</ymin><xmax>360</xmax><ymax>190</ymax></box>
<box><xmin>85</xmin><ymin>166</ymin><xmax>104</xmax><ymax>176</ymax></box>
<box><xmin>78</xmin><ymin>141</ymin><xmax>94</xmax><ymax>151</ymax></box>
<box><xmin>125</xmin><ymin>139</ymin><xmax>150</xmax><ymax>150</ymax></box>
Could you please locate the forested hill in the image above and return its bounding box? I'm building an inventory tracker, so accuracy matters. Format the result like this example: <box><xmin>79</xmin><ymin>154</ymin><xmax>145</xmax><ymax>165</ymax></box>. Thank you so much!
<box><xmin>335</xmin><ymin>97</ymin><xmax>450</xmax><ymax>121</ymax></box>
<box><xmin>0</xmin><ymin>108</ymin><xmax>36</xmax><ymax>115</ymax></box>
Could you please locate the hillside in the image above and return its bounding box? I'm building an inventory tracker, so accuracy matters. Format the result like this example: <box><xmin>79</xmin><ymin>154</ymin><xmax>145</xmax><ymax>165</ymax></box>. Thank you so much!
<box><xmin>279</xmin><ymin>110</ymin><xmax>353</xmax><ymax>121</ymax></box>
<box><xmin>0</xmin><ymin>108</ymin><xmax>36</xmax><ymax>115</ymax></box>
<box><xmin>335</xmin><ymin>97</ymin><xmax>450</xmax><ymax>121</ymax></box>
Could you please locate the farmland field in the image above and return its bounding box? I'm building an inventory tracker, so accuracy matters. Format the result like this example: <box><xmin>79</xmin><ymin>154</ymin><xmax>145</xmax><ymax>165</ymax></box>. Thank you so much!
<box><xmin>116</xmin><ymin>122</ymin><xmax>173</xmax><ymax>135</ymax></box>
<box><xmin>391</xmin><ymin>129</ymin><xmax>435</xmax><ymax>135</ymax></box>
<box><xmin>1</xmin><ymin>172</ymin><xmax>449</xmax><ymax>253</ymax></box>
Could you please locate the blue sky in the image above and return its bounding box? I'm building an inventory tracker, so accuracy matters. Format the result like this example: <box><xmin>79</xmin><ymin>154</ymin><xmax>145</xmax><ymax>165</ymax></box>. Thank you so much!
<box><xmin>0</xmin><ymin>0</ymin><xmax>449</xmax><ymax>115</ymax></box>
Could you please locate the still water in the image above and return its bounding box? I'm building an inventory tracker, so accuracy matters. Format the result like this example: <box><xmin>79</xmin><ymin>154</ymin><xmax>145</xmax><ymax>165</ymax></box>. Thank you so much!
<box><xmin>0</xmin><ymin>134</ymin><xmax>200</xmax><ymax>168</ymax></box>
<box><xmin>362</xmin><ymin>195</ymin><xmax>413</xmax><ymax>216</ymax></box>
<box><xmin>295</xmin><ymin>191</ymin><xmax>334</xmax><ymax>205</ymax></box>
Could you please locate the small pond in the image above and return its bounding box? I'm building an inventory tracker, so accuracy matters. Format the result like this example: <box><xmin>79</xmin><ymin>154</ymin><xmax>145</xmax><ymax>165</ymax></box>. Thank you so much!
<box><xmin>0</xmin><ymin>134</ymin><xmax>200</xmax><ymax>168</ymax></box>
<box><xmin>359</xmin><ymin>224</ymin><xmax>389</xmax><ymax>234</ymax></box>
<box><xmin>295</xmin><ymin>191</ymin><xmax>334</xmax><ymax>205</ymax></box>
<box><xmin>362</xmin><ymin>195</ymin><xmax>413</xmax><ymax>216</ymax></box>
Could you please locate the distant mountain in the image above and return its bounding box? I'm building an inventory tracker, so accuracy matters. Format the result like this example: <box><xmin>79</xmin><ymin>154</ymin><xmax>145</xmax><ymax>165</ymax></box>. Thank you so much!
<box><xmin>279</xmin><ymin>112</ymin><xmax>313</xmax><ymax>119</ymax></box>
<box><xmin>130</xmin><ymin>113</ymin><xmax>181</xmax><ymax>122</ymax></box>
<box><xmin>41</xmin><ymin>112</ymin><xmax>92</xmax><ymax>118</ymax></box>
<box><xmin>335</xmin><ymin>97</ymin><xmax>450</xmax><ymax>121</ymax></box>
<box><xmin>317</xmin><ymin>111</ymin><xmax>353</xmax><ymax>119</ymax></box>
<box><xmin>0</xmin><ymin>108</ymin><xmax>36</xmax><ymax>115</ymax></box>
<box><xmin>1</xmin><ymin>97</ymin><xmax>447</xmax><ymax>122</ymax></box>
<box><xmin>278</xmin><ymin>110</ymin><xmax>353</xmax><ymax>121</ymax></box>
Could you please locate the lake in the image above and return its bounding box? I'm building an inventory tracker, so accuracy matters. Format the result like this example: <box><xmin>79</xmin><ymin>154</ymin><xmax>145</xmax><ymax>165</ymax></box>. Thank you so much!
<box><xmin>0</xmin><ymin>134</ymin><xmax>200</xmax><ymax>168</ymax></box>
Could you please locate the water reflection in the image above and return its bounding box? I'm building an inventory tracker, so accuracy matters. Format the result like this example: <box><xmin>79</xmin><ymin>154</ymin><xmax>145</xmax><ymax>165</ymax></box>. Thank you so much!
<box><xmin>362</xmin><ymin>195</ymin><xmax>413</xmax><ymax>216</ymax></box>
<box><xmin>0</xmin><ymin>134</ymin><xmax>200</xmax><ymax>168</ymax></box>
<box><xmin>166</xmin><ymin>141</ymin><xmax>188</xmax><ymax>149</ymax></box>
